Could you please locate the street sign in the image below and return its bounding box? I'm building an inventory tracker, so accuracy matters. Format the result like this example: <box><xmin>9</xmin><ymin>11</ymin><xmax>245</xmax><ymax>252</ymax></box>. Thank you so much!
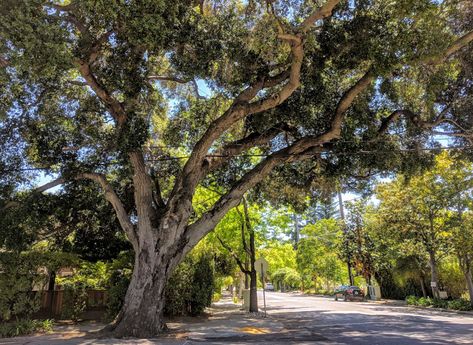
<box><xmin>255</xmin><ymin>257</ymin><xmax>269</xmax><ymax>317</ymax></box>
<box><xmin>255</xmin><ymin>257</ymin><xmax>268</xmax><ymax>275</ymax></box>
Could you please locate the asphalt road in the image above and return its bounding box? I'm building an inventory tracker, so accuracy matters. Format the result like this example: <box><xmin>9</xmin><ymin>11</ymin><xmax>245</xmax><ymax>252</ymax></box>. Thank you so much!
<box><xmin>2</xmin><ymin>292</ymin><xmax>473</xmax><ymax>344</ymax></box>
<box><xmin>262</xmin><ymin>291</ymin><xmax>473</xmax><ymax>345</ymax></box>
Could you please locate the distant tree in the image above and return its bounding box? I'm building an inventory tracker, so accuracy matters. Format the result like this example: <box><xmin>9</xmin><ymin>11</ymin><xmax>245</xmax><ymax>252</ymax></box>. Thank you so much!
<box><xmin>213</xmin><ymin>197</ymin><xmax>261</xmax><ymax>312</ymax></box>
<box><xmin>297</xmin><ymin>218</ymin><xmax>344</xmax><ymax>290</ymax></box>
<box><xmin>343</xmin><ymin>200</ymin><xmax>376</xmax><ymax>288</ymax></box>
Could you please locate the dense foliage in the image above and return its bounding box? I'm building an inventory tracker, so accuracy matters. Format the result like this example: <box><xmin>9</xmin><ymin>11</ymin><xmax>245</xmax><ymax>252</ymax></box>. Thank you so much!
<box><xmin>1</xmin><ymin>0</ymin><xmax>473</xmax><ymax>336</ymax></box>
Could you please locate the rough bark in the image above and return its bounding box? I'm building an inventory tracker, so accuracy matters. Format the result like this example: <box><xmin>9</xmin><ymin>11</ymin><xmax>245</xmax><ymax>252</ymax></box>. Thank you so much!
<box><xmin>109</xmin><ymin>230</ymin><xmax>187</xmax><ymax>338</ymax></box>
<box><xmin>419</xmin><ymin>272</ymin><xmax>427</xmax><ymax>298</ymax></box>
<box><xmin>465</xmin><ymin>267</ymin><xmax>473</xmax><ymax>307</ymax></box>
<box><xmin>428</xmin><ymin>250</ymin><xmax>440</xmax><ymax>298</ymax></box>
<box><xmin>249</xmin><ymin>269</ymin><xmax>258</xmax><ymax>313</ymax></box>
<box><xmin>245</xmin><ymin>199</ymin><xmax>258</xmax><ymax>313</ymax></box>
<box><xmin>459</xmin><ymin>255</ymin><xmax>473</xmax><ymax>306</ymax></box>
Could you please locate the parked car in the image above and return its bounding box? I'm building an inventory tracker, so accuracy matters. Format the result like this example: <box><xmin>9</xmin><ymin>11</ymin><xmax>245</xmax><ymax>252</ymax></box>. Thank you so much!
<box><xmin>334</xmin><ymin>285</ymin><xmax>364</xmax><ymax>301</ymax></box>
<box><xmin>264</xmin><ymin>283</ymin><xmax>275</xmax><ymax>291</ymax></box>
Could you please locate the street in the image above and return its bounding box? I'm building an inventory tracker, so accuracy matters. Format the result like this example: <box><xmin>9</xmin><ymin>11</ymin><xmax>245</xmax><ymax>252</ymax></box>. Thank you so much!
<box><xmin>262</xmin><ymin>291</ymin><xmax>473</xmax><ymax>344</ymax></box>
<box><xmin>2</xmin><ymin>292</ymin><xmax>473</xmax><ymax>344</ymax></box>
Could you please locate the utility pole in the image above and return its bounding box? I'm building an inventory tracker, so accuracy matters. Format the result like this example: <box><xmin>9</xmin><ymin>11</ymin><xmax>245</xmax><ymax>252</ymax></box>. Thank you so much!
<box><xmin>338</xmin><ymin>190</ymin><xmax>354</xmax><ymax>286</ymax></box>
<box><xmin>292</xmin><ymin>213</ymin><xmax>300</xmax><ymax>249</ymax></box>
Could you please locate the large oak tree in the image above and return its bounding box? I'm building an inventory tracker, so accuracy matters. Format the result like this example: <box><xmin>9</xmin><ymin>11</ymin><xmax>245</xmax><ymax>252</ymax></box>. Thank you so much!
<box><xmin>1</xmin><ymin>0</ymin><xmax>473</xmax><ymax>337</ymax></box>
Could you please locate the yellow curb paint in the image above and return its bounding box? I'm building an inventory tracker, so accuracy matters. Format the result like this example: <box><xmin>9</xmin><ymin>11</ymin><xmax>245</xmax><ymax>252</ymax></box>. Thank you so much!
<box><xmin>238</xmin><ymin>327</ymin><xmax>271</xmax><ymax>334</ymax></box>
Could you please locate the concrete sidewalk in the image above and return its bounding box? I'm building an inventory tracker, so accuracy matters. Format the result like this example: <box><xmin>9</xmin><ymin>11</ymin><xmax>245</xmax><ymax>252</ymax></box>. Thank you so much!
<box><xmin>167</xmin><ymin>296</ymin><xmax>288</xmax><ymax>342</ymax></box>
<box><xmin>0</xmin><ymin>297</ymin><xmax>295</xmax><ymax>345</ymax></box>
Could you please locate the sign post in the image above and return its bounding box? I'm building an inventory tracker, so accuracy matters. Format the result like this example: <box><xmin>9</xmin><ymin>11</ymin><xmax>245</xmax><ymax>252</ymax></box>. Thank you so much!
<box><xmin>255</xmin><ymin>257</ymin><xmax>269</xmax><ymax>317</ymax></box>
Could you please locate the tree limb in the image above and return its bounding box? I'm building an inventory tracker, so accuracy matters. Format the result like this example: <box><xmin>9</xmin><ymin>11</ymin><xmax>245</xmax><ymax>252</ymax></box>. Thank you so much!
<box><xmin>76</xmin><ymin>173</ymin><xmax>139</xmax><ymax>249</ymax></box>
<box><xmin>149</xmin><ymin>75</ymin><xmax>205</xmax><ymax>99</ymax></box>
<box><xmin>129</xmin><ymin>151</ymin><xmax>159</xmax><ymax>236</ymax></box>
<box><xmin>216</xmin><ymin>235</ymin><xmax>250</xmax><ymax>275</ymax></box>
<box><xmin>235</xmin><ymin>205</ymin><xmax>250</xmax><ymax>256</ymax></box>
<box><xmin>2</xmin><ymin>173</ymin><xmax>138</xmax><ymax>249</ymax></box>
<box><xmin>299</xmin><ymin>0</ymin><xmax>341</xmax><ymax>33</ymax></box>
<box><xmin>205</xmin><ymin>123</ymin><xmax>296</xmax><ymax>171</ymax></box>
<box><xmin>426</xmin><ymin>30</ymin><xmax>473</xmax><ymax>65</ymax></box>
<box><xmin>76</xmin><ymin>59</ymin><xmax>127</xmax><ymax>125</ymax></box>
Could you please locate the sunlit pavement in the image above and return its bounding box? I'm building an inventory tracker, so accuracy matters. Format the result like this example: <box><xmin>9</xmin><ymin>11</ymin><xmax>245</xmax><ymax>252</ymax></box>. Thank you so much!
<box><xmin>261</xmin><ymin>291</ymin><xmax>473</xmax><ymax>344</ymax></box>
<box><xmin>2</xmin><ymin>292</ymin><xmax>473</xmax><ymax>344</ymax></box>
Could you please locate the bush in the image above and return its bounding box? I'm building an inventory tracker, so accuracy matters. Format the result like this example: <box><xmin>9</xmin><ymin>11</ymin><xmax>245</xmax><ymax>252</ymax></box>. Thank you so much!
<box><xmin>102</xmin><ymin>250</ymin><xmax>216</xmax><ymax>319</ymax></box>
<box><xmin>417</xmin><ymin>297</ymin><xmax>432</xmax><ymax>307</ymax></box>
<box><xmin>164</xmin><ymin>253</ymin><xmax>215</xmax><ymax>316</ymax></box>
<box><xmin>104</xmin><ymin>270</ymin><xmax>131</xmax><ymax>321</ymax></box>
<box><xmin>431</xmin><ymin>298</ymin><xmax>448</xmax><ymax>309</ymax></box>
<box><xmin>60</xmin><ymin>284</ymin><xmax>88</xmax><ymax>321</ymax></box>
<box><xmin>0</xmin><ymin>319</ymin><xmax>53</xmax><ymax>338</ymax></box>
<box><xmin>447</xmin><ymin>299</ymin><xmax>473</xmax><ymax>311</ymax></box>
<box><xmin>0</xmin><ymin>252</ymin><xmax>47</xmax><ymax>322</ymax></box>
<box><xmin>406</xmin><ymin>295</ymin><xmax>419</xmax><ymax>305</ymax></box>
<box><xmin>213</xmin><ymin>292</ymin><xmax>222</xmax><ymax>302</ymax></box>
<box><xmin>406</xmin><ymin>295</ymin><xmax>473</xmax><ymax>311</ymax></box>
<box><xmin>189</xmin><ymin>254</ymin><xmax>214</xmax><ymax>315</ymax></box>
<box><xmin>103</xmin><ymin>252</ymin><xmax>133</xmax><ymax>321</ymax></box>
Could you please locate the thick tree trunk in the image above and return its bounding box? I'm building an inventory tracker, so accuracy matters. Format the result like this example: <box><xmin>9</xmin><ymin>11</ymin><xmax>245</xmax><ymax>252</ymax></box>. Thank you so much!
<box><xmin>249</xmin><ymin>270</ymin><xmax>258</xmax><ymax>312</ymax></box>
<box><xmin>428</xmin><ymin>250</ymin><xmax>439</xmax><ymax>298</ymax></box>
<box><xmin>48</xmin><ymin>270</ymin><xmax>56</xmax><ymax>318</ymax></box>
<box><xmin>109</xmin><ymin>228</ymin><xmax>186</xmax><ymax>338</ymax></box>
<box><xmin>111</xmin><ymin>248</ymin><xmax>168</xmax><ymax>337</ymax></box>
<box><xmin>244</xmin><ymin>259</ymin><xmax>250</xmax><ymax>289</ymax></box>
<box><xmin>465</xmin><ymin>268</ymin><xmax>473</xmax><ymax>307</ymax></box>
<box><xmin>244</xmin><ymin>197</ymin><xmax>258</xmax><ymax>313</ymax></box>
<box><xmin>459</xmin><ymin>255</ymin><xmax>473</xmax><ymax>307</ymax></box>
<box><xmin>419</xmin><ymin>273</ymin><xmax>427</xmax><ymax>298</ymax></box>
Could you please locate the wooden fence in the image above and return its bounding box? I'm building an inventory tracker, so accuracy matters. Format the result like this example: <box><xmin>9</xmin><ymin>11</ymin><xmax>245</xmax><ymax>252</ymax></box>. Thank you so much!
<box><xmin>36</xmin><ymin>289</ymin><xmax>107</xmax><ymax>319</ymax></box>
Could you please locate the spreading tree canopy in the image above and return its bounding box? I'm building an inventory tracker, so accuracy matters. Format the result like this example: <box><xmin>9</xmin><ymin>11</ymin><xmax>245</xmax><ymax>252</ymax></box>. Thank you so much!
<box><xmin>1</xmin><ymin>0</ymin><xmax>473</xmax><ymax>337</ymax></box>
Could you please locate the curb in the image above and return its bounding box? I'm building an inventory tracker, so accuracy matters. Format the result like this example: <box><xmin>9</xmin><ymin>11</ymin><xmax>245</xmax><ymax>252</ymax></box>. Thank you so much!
<box><xmin>408</xmin><ymin>305</ymin><xmax>473</xmax><ymax>317</ymax></box>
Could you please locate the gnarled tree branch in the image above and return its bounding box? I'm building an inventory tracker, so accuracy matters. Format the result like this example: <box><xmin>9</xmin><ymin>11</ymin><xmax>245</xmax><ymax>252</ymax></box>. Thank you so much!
<box><xmin>76</xmin><ymin>173</ymin><xmax>138</xmax><ymax>249</ymax></box>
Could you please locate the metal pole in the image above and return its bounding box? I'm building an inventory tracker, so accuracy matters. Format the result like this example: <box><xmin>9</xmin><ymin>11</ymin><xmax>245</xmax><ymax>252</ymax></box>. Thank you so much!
<box><xmin>338</xmin><ymin>190</ymin><xmax>354</xmax><ymax>286</ymax></box>
<box><xmin>261</xmin><ymin>263</ymin><xmax>266</xmax><ymax>317</ymax></box>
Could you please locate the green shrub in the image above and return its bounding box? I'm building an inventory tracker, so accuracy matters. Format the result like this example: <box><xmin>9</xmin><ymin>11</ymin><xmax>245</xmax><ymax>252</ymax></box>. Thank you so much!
<box><xmin>104</xmin><ymin>270</ymin><xmax>130</xmax><ymax>321</ymax></box>
<box><xmin>102</xmin><ymin>250</ymin><xmax>216</xmax><ymax>319</ymax></box>
<box><xmin>60</xmin><ymin>284</ymin><xmax>88</xmax><ymax>321</ymax></box>
<box><xmin>417</xmin><ymin>297</ymin><xmax>432</xmax><ymax>307</ymax></box>
<box><xmin>431</xmin><ymin>298</ymin><xmax>448</xmax><ymax>309</ymax></box>
<box><xmin>447</xmin><ymin>299</ymin><xmax>473</xmax><ymax>311</ymax></box>
<box><xmin>189</xmin><ymin>254</ymin><xmax>214</xmax><ymax>315</ymax></box>
<box><xmin>164</xmin><ymin>253</ymin><xmax>215</xmax><ymax>316</ymax></box>
<box><xmin>0</xmin><ymin>252</ymin><xmax>46</xmax><ymax>322</ymax></box>
<box><xmin>213</xmin><ymin>292</ymin><xmax>222</xmax><ymax>302</ymax></box>
<box><xmin>406</xmin><ymin>295</ymin><xmax>419</xmax><ymax>305</ymax></box>
<box><xmin>0</xmin><ymin>319</ymin><xmax>53</xmax><ymax>338</ymax></box>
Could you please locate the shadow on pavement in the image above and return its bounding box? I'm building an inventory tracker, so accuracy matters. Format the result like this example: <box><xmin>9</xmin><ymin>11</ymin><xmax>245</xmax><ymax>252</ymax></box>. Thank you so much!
<box><xmin>269</xmin><ymin>307</ymin><xmax>473</xmax><ymax>345</ymax></box>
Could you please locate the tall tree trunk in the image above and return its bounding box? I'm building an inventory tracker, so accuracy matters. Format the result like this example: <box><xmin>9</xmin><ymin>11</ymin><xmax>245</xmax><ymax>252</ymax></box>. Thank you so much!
<box><xmin>293</xmin><ymin>213</ymin><xmax>300</xmax><ymax>249</ymax></box>
<box><xmin>48</xmin><ymin>270</ymin><xmax>56</xmax><ymax>318</ymax></box>
<box><xmin>244</xmin><ymin>259</ymin><xmax>250</xmax><ymax>289</ymax></box>
<box><xmin>110</xmin><ymin>225</ymin><xmax>187</xmax><ymax>338</ymax></box>
<box><xmin>245</xmin><ymin>199</ymin><xmax>258</xmax><ymax>313</ymax></box>
<box><xmin>111</xmin><ymin>247</ymin><xmax>168</xmax><ymax>337</ymax></box>
<box><xmin>459</xmin><ymin>255</ymin><xmax>473</xmax><ymax>307</ymax></box>
<box><xmin>428</xmin><ymin>250</ymin><xmax>440</xmax><ymax>298</ymax></box>
<box><xmin>464</xmin><ymin>267</ymin><xmax>473</xmax><ymax>307</ymax></box>
<box><xmin>249</xmin><ymin>269</ymin><xmax>258</xmax><ymax>312</ymax></box>
<box><xmin>419</xmin><ymin>272</ymin><xmax>427</xmax><ymax>298</ymax></box>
